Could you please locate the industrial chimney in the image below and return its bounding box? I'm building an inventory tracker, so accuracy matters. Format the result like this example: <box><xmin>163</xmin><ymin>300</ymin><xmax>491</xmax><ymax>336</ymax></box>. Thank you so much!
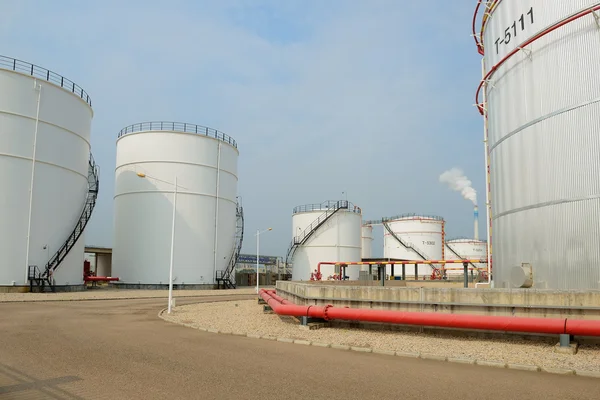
<box><xmin>473</xmin><ymin>205</ymin><xmax>479</xmax><ymax>240</ymax></box>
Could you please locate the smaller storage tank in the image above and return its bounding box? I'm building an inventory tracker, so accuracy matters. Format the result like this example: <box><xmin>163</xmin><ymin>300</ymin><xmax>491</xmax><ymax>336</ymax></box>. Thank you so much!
<box><xmin>444</xmin><ymin>238</ymin><xmax>488</xmax><ymax>277</ymax></box>
<box><xmin>289</xmin><ymin>200</ymin><xmax>362</xmax><ymax>281</ymax></box>
<box><xmin>361</xmin><ymin>225</ymin><xmax>373</xmax><ymax>259</ymax></box>
<box><xmin>383</xmin><ymin>214</ymin><xmax>444</xmax><ymax>278</ymax></box>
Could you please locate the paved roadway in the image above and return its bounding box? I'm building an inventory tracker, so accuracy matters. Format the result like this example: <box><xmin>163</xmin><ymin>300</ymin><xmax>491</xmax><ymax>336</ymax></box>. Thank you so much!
<box><xmin>0</xmin><ymin>295</ymin><xmax>598</xmax><ymax>400</ymax></box>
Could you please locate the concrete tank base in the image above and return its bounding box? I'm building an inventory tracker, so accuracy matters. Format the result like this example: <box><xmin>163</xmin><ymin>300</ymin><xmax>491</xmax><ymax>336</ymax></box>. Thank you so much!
<box><xmin>0</xmin><ymin>284</ymin><xmax>87</xmax><ymax>293</ymax></box>
<box><xmin>111</xmin><ymin>283</ymin><xmax>217</xmax><ymax>290</ymax></box>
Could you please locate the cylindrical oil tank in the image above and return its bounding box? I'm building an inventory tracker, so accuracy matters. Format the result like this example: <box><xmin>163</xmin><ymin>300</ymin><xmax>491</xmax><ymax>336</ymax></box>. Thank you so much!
<box><xmin>444</xmin><ymin>238</ymin><xmax>488</xmax><ymax>277</ymax></box>
<box><xmin>361</xmin><ymin>225</ymin><xmax>373</xmax><ymax>259</ymax></box>
<box><xmin>291</xmin><ymin>201</ymin><xmax>362</xmax><ymax>281</ymax></box>
<box><xmin>0</xmin><ymin>55</ymin><xmax>93</xmax><ymax>288</ymax></box>
<box><xmin>383</xmin><ymin>214</ymin><xmax>444</xmax><ymax>278</ymax></box>
<box><xmin>482</xmin><ymin>1</ymin><xmax>600</xmax><ymax>289</ymax></box>
<box><xmin>112</xmin><ymin>122</ymin><xmax>238</xmax><ymax>287</ymax></box>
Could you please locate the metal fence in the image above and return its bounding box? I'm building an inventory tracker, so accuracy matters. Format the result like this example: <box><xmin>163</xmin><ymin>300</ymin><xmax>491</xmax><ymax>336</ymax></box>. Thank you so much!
<box><xmin>0</xmin><ymin>55</ymin><xmax>92</xmax><ymax>107</ymax></box>
<box><xmin>117</xmin><ymin>121</ymin><xmax>237</xmax><ymax>148</ymax></box>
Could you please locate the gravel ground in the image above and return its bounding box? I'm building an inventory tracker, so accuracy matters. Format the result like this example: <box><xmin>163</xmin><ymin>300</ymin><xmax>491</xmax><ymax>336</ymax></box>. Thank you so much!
<box><xmin>0</xmin><ymin>288</ymin><xmax>256</xmax><ymax>302</ymax></box>
<box><xmin>164</xmin><ymin>299</ymin><xmax>600</xmax><ymax>372</ymax></box>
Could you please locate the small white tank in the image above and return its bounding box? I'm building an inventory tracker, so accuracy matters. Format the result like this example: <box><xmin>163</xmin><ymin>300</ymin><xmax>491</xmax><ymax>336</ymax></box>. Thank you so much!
<box><xmin>383</xmin><ymin>214</ymin><xmax>444</xmax><ymax>278</ymax></box>
<box><xmin>444</xmin><ymin>238</ymin><xmax>488</xmax><ymax>277</ymax></box>
<box><xmin>290</xmin><ymin>201</ymin><xmax>362</xmax><ymax>281</ymax></box>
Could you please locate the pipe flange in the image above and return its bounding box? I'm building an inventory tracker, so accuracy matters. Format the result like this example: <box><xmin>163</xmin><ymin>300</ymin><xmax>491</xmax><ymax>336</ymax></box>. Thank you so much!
<box><xmin>323</xmin><ymin>304</ymin><xmax>333</xmax><ymax>321</ymax></box>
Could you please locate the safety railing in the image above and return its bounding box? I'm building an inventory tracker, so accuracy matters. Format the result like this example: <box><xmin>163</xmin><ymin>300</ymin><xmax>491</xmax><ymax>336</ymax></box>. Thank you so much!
<box><xmin>293</xmin><ymin>200</ymin><xmax>360</xmax><ymax>214</ymax></box>
<box><xmin>364</xmin><ymin>213</ymin><xmax>444</xmax><ymax>225</ymax></box>
<box><xmin>117</xmin><ymin>121</ymin><xmax>237</xmax><ymax>148</ymax></box>
<box><xmin>0</xmin><ymin>55</ymin><xmax>92</xmax><ymax>107</ymax></box>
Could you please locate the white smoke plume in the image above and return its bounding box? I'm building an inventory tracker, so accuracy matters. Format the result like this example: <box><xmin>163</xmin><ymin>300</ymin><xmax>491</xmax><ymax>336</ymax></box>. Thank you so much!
<box><xmin>439</xmin><ymin>168</ymin><xmax>477</xmax><ymax>205</ymax></box>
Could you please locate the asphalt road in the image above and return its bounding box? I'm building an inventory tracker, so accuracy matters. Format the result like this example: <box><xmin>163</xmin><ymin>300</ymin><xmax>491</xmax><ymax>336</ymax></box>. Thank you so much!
<box><xmin>0</xmin><ymin>295</ymin><xmax>598</xmax><ymax>400</ymax></box>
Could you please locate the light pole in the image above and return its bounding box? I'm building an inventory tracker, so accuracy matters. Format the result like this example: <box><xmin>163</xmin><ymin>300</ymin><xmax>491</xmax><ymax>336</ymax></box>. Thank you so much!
<box><xmin>255</xmin><ymin>227</ymin><xmax>272</xmax><ymax>293</ymax></box>
<box><xmin>137</xmin><ymin>172</ymin><xmax>178</xmax><ymax>313</ymax></box>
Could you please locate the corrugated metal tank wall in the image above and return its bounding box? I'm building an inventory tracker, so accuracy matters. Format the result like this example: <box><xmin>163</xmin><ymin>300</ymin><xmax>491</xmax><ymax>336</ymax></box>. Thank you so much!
<box><xmin>483</xmin><ymin>0</ymin><xmax>600</xmax><ymax>289</ymax></box>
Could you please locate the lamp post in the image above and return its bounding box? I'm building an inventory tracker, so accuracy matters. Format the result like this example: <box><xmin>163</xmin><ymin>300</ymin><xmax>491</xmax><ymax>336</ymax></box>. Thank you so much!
<box><xmin>255</xmin><ymin>227</ymin><xmax>272</xmax><ymax>293</ymax></box>
<box><xmin>137</xmin><ymin>172</ymin><xmax>178</xmax><ymax>313</ymax></box>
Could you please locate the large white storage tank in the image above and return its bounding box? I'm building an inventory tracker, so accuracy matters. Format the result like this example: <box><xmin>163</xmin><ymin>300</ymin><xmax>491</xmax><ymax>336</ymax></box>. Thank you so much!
<box><xmin>383</xmin><ymin>214</ymin><xmax>444</xmax><ymax>278</ymax></box>
<box><xmin>444</xmin><ymin>238</ymin><xmax>487</xmax><ymax>277</ymax></box>
<box><xmin>478</xmin><ymin>1</ymin><xmax>600</xmax><ymax>289</ymax></box>
<box><xmin>0</xmin><ymin>55</ymin><xmax>95</xmax><ymax>289</ymax></box>
<box><xmin>289</xmin><ymin>200</ymin><xmax>362</xmax><ymax>281</ymax></box>
<box><xmin>112</xmin><ymin>122</ymin><xmax>239</xmax><ymax>287</ymax></box>
<box><xmin>361</xmin><ymin>225</ymin><xmax>373</xmax><ymax>259</ymax></box>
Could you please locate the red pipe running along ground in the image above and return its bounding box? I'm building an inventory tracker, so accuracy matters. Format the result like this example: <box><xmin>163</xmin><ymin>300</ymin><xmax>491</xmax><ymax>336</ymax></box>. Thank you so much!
<box><xmin>475</xmin><ymin>4</ymin><xmax>600</xmax><ymax>114</ymax></box>
<box><xmin>84</xmin><ymin>276</ymin><xmax>119</xmax><ymax>282</ymax></box>
<box><xmin>259</xmin><ymin>289</ymin><xmax>600</xmax><ymax>337</ymax></box>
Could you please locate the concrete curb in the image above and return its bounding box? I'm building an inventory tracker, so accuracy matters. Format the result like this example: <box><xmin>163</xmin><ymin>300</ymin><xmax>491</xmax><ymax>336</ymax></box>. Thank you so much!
<box><xmin>158</xmin><ymin>306</ymin><xmax>600</xmax><ymax>380</ymax></box>
<box><xmin>507</xmin><ymin>364</ymin><xmax>540</xmax><ymax>372</ymax></box>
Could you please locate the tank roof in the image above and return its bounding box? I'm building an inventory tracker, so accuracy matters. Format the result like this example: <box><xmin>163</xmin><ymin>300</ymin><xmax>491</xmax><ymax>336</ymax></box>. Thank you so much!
<box><xmin>0</xmin><ymin>54</ymin><xmax>92</xmax><ymax>107</ymax></box>
<box><xmin>117</xmin><ymin>121</ymin><xmax>237</xmax><ymax>149</ymax></box>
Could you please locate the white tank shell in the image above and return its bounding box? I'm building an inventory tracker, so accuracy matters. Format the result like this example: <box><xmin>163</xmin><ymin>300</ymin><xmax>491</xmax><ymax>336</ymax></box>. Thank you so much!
<box><xmin>291</xmin><ymin>202</ymin><xmax>362</xmax><ymax>281</ymax></box>
<box><xmin>444</xmin><ymin>239</ymin><xmax>488</xmax><ymax>276</ymax></box>
<box><xmin>112</xmin><ymin>122</ymin><xmax>238</xmax><ymax>285</ymax></box>
<box><xmin>483</xmin><ymin>0</ymin><xmax>600</xmax><ymax>289</ymax></box>
<box><xmin>361</xmin><ymin>225</ymin><xmax>373</xmax><ymax>259</ymax></box>
<box><xmin>383</xmin><ymin>215</ymin><xmax>444</xmax><ymax>277</ymax></box>
<box><xmin>0</xmin><ymin>57</ymin><xmax>93</xmax><ymax>286</ymax></box>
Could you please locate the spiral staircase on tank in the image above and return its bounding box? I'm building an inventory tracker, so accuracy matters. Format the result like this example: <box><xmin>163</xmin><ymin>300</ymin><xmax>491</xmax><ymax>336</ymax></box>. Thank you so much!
<box><xmin>284</xmin><ymin>200</ymin><xmax>350</xmax><ymax>270</ymax></box>
<box><xmin>28</xmin><ymin>154</ymin><xmax>99</xmax><ymax>292</ymax></box>
<box><xmin>215</xmin><ymin>202</ymin><xmax>245</xmax><ymax>289</ymax></box>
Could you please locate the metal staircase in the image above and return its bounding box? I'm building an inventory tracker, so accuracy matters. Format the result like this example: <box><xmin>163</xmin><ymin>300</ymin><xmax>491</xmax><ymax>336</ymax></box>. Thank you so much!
<box><xmin>216</xmin><ymin>201</ymin><xmax>244</xmax><ymax>289</ymax></box>
<box><xmin>29</xmin><ymin>154</ymin><xmax>99</xmax><ymax>291</ymax></box>
<box><xmin>284</xmin><ymin>200</ymin><xmax>349</xmax><ymax>268</ymax></box>
<box><xmin>382</xmin><ymin>219</ymin><xmax>428</xmax><ymax>261</ymax></box>
<box><xmin>445</xmin><ymin>242</ymin><xmax>478</xmax><ymax>271</ymax></box>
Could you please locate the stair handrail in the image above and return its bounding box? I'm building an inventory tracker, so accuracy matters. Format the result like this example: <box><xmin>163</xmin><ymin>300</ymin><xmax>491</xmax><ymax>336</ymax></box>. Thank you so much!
<box><xmin>42</xmin><ymin>153</ymin><xmax>99</xmax><ymax>278</ymax></box>
<box><xmin>221</xmin><ymin>202</ymin><xmax>244</xmax><ymax>287</ymax></box>
<box><xmin>382</xmin><ymin>219</ymin><xmax>428</xmax><ymax>261</ymax></box>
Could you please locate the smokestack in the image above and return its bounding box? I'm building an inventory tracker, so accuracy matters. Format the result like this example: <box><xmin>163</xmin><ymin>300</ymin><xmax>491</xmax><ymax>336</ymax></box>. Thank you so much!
<box><xmin>474</xmin><ymin>205</ymin><xmax>479</xmax><ymax>240</ymax></box>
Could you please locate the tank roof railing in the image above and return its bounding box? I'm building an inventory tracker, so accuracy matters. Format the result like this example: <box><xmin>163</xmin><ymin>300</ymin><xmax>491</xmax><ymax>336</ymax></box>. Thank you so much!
<box><xmin>293</xmin><ymin>200</ymin><xmax>361</xmax><ymax>215</ymax></box>
<box><xmin>117</xmin><ymin>121</ymin><xmax>237</xmax><ymax>149</ymax></box>
<box><xmin>0</xmin><ymin>55</ymin><xmax>92</xmax><ymax>107</ymax></box>
<box><xmin>447</xmin><ymin>236</ymin><xmax>488</xmax><ymax>243</ymax></box>
<box><xmin>364</xmin><ymin>213</ymin><xmax>444</xmax><ymax>225</ymax></box>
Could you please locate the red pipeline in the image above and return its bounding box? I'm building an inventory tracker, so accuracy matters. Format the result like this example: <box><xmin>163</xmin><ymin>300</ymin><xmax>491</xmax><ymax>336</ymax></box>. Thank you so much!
<box><xmin>259</xmin><ymin>289</ymin><xmax>600</xmax><ymax>337</ymax></box>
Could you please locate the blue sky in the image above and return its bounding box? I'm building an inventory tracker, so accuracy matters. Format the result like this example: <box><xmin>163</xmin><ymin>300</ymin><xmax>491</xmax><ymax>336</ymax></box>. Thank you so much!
<box><xmin>1</xmin><ymin>0</ymin><xmax>486</xmax><ymax>258</ymax></box>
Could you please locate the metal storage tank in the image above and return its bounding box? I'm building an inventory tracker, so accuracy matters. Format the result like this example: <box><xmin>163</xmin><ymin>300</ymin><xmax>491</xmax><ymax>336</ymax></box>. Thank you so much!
<box><xmin>112</xmin><ymin>122</ymin><xmax>241</xmax><ymax>287</ymax></box>
<box><xmin>475</xmin><ymin>0</ymin><xmax>600</xmax><ymax>289</ymax></box>
<box><xmin>0</xmin><ymin>55</ymin><xmax>97</xmax><ymax>289</ymax></box>
<box><xmin>444</xmin><ymin>238</ymin><xmax>487</xmax><ymax>277</ymax></box>
<box><xmin>287</xmin><ymin>200</ymin><xmax>362</xmax><ymax>281</ymax></box>
<box><xmin>382</xmin><ymin>214</ymin><xmax>444</xmax><ymax>278</ymax></box>
<box><xmin>361</xmin><ymin>225</ymin><xmax>373</xmax><ymax>259</ymax></box>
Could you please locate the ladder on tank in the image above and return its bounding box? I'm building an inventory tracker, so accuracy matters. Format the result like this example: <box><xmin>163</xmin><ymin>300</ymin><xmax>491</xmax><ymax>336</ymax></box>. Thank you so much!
<box><xmin>216</xmin><ymin>201</ymin><xmax>244</xmax><ymax>289</ymax></box>
<box><xmin>381</xmin><ymin>219</ymin><xmax>429</xmax><ymax>261</ymax></box>
<box><xmin>27</xmin><ymin>154</ymin><xmax>99</xmax><ymax>291</ymax></box>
